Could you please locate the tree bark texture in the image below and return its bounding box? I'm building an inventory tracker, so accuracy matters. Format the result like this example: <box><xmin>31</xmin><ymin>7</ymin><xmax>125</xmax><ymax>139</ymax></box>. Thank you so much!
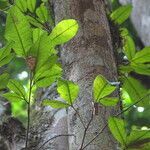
<box><xmin>0</xmin><ymin>1</ymin><xmax>120</xmax><ymax>149</ymax></box>
<box><xmin>52</xmin><ymin>0</ymin><xmax>120</xmax><ymax>149</ymax></box>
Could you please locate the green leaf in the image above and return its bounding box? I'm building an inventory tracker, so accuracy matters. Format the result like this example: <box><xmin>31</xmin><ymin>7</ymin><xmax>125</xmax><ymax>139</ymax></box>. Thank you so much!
<box><xmin>120</xmin><ymin>28</ymin><xmax>129</xmax><ymax>37</ymax></box>
<box><xmin>15</xmin><ymin>0</ymin><xmax>27</xmax><ymax>12</ymax></box>
<box><xmin>0</xmin><ymin>43</ymin><xmax>14</xmax><ymax>67</ymax></box>
<box><xmin>0</xmin><ymin>73</ymin><xmax>9</xmax><ymax>90</ymax></box>
<box><xmin>57</xmin><ymin>79</ymin><xmax>79</xmax><ymax>105</ymax></box>
<box><xmin>32</xmin><ymin>28</ymin><xmax>45</xmax><ymax>43</ymax></box>
<box><xmin>108</xmin><ymin>117</ymin><xmax>127</xmax><ymax>147</ymax></box>
<box><xmin>29</xmin><ymin>32</ymin><xmax>56</xmax><ymax>70</ymax></box>
<box><xmin>126</xmin><ymin>130</ymin><xmax>150</xmax><ymax>150</ymax></box>
<box><xmin>123</xmin><ymin>36</ymin><xmax>136</xmax><ymax>61</ymax></box>
<box><xmin>43</xmin><ymin>100</ymin><xmax>70</xmax><ymax>108</ymax></box>
<box><xmin>27</xmin><ymin>0</ymin><xmax>36</xmax><ymax>12</ymax></box>
<box><xmin>100</xmin><ymin>97</ymin><xmax>119</xmax><ymax>106</ymax></box>
<box><xmin>123</xmin><ymin>76</ymin><xmax>149</xmax><ymax>106</ymax></box>
<box><xmin>119</xmin><ymin>65</ymin><xmax>133</xmax><ymax>74</ymax></box>
<box><xmin>5</xmin><ymin>6</ymin><xmax>32</xmax><ymax>57</ymax></box>
<box><xmin>27</xmin><ymin>15</ymin><xmax>43</xmax><ymax>29</ymax></box>
<box><xmin>49</xmin><ymin>19</ymin><xmax>79</xmax><ymax>47</ymax></box>
<box><xmin>93</xmin><ymin>75</ymin><xmax>116</xmax><ymax>102</ymax></box>
<box><xmin>3</xmin><ymin>92</ymin><xmax>25</xmax><ymax>102</ymax></box>
<box><xmin>7</xmin><ymin>79</ymin><xmax>26</xmax><ymax>99</ymax></box>
<box><xmin>110</xmin><ymin>4</ymin><xmax>132</xmax><ymax>25</ymax></box>
<box><xmin>33</xmin><ymin>55</ymin><xmax>58</xmax><ymax>80</ymax></box>
<box><xmin>36</xmin><ymin>4</ymin><xmax>48</xmax><ymax>23</ymax></box>
<box><xmin>34</xmin><ymin>64</ymin><xmax>62</xmax><ymax>87</ymax></box>
<box><xmin>132</xmin><ymin>47</ymin><xmax>150</xmax><ymax>63</ymax></box>
<box><xmin>131</xmin><ymin>63</ymin><xmax>150</xmax><ymax>76</ymax></box>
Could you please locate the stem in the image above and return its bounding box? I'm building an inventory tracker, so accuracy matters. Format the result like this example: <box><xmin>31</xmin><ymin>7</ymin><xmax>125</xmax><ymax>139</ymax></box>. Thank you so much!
<box><xmin>37</xmin><ymin>134</ymin><xmax>75</xmax><ymax>150</ymax></box>
<box><xmin>71</xmin><ymin>105</ymin><xmax>86</xmax><ymax>129</ymax></box>
<box><xmin>79</xmin><ymin>110</ymin><xmax>94</xmax><ymax>150</ymax></box>
<box><xmin>25</xmin><ymin>72</ymin><xmax>33</xmax><ymax>148</ymax></box>
<box><xmin>81</xmin><ymin>93</ymin><xmax>150</xmax><ymax>150</ymax></box>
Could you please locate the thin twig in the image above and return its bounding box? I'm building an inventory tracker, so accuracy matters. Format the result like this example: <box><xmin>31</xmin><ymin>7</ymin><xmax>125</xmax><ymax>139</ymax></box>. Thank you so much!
<box><xmin>79</xmin><ymin>110</ymin><xmax>94</xmax><ymax>150</ymax></box>
<box><xmin>81</xmin><ymin>93</ymin><xmax>150</xmax><ymax>150</ymax></box>
<box><xmin>37</xmin><ymin>134</ymin><xmax>75</xmax><ymax>150</ymax></box>
<box><xmin>25</xmin><ymin>72</ymin><xmax>33</xmax><ymax>148</ymax></box>
<box><xmin>71</xmin><ymin>105</ymin><xmax>86</xmax><ymax>129</ymax></box>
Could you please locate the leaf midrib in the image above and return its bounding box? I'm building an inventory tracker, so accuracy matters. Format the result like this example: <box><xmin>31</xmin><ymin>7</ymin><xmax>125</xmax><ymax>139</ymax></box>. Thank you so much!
<box><xmin>9</xmin><ymin>80</ymin><xmax>26</xmax><ymax>101</ymax></box>
<box><xmin>111</xmin><ymin>6</ymin><xmax>131</xmax><ymax>24</ymax></box>
<box><xmin>96</xmin><ymin>83</ymin><xmax>108</xmax><ymax>102</ymax></box>
<box><xmin>10</xmin><ymin>10</ymin><xmax>26</xmax><ymax>56</ymax></box>
<box><xmin>50</xmin><ymin>22</ymin><xmax>77</xmax><ymax>43</ymax></box>
<box><xmin>112</xmin><ymin>118</ymin><xmax>127</xmax><ymax>147</ymax></box>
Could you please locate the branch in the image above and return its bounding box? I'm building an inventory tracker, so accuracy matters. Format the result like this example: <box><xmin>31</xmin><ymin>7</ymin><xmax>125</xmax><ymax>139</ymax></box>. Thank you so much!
<box><xmin>81</xmin><ymin>93</ymin><xmax>150</xmax><ymax>150</ymax></box>
<box><xmin>37</xmin><ymin>134</ymin><xmax>75</xmax><ymax>150</ymax></box>
<box><xmin>71</xmin><ymin>105</ymin><xmax>86</xmax><ymax>129</ymax></box>
<box><xmin>79</xmin><ymin>109</ymin><xmax>94</xmax><ymax>150</ymax></box>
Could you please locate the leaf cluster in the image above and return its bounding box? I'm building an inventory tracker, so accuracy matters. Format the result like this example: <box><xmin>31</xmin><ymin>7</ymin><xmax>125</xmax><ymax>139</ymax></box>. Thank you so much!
<box><xmin>1</xmin><ymin>0</ymin><xmax>79</xmax><ymax>104</ymax></box>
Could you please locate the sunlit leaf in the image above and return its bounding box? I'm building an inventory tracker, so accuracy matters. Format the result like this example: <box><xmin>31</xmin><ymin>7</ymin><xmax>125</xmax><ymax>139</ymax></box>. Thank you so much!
<box><xmin>43</xmin><ymin>99</ymin><xmax>70</xmax><ymax>108</ymax></box>
<box><xmin>131</xmin><ymin>63</ymin><xmax>150</xmax><ymax>76</ymax></box>
<box><xmin>132</xmin><ymin>47</ymin><xmax>150</xmax><ymax>63</ymax></box>
<box><xmin>15</xmin><ymin>0</ymin><xmax>27</xmax><ymax>12</ymax></box>
<box><xmin>123</xmin><ymin>76</ymin><xmax>149</xmax><ymax>106</ymax></box>
<box><xmin>3</xmin><ymin>92</ymin><xmax>25</xmax><ymax>102</ymax></box>
<box><xmin>120</xmin><ymin>28</ymin><xmax>129</xmax><ymax>37</ymax></box>
<box><xmin>33</xmin><ymin>55</ymin><xmax>58</xmax><ymax>80</ymax></box>
<box><xmin>27</xmin><ymin>0</ymin><xmax>36</xmax><ymax>12</ymax></box>
<box><xmin>119</xmin><ymin>65</ymin><xmax>133</xmax><ymax>74</ymax></box>
<box><xmin>0</xmin><ymin>42</ymin><xmax>14</xmax><ymax>67</ymax></box>
<box><xmin>110</xmin><ymin>4</ymin><xmax>132</xmax><ymax>25</ymax></box>
<box><xmin>36</xmin><ymin>3</ymin><xmax>48</xmax><ymax>23</ymax></box>
<box><xmin>108</xmin><ymin>117</ymin><xmax>127</xmax><ymax>147</ymax></box>
<box><xmin>27</xmin><ymin>15</ymin><xmax>43</xmax><ymax>29</ymax></box>
<box><xmin>32</xmin><ymin>28</ymin><xmax>45</xmax><ymax>43</ymax></box>
<box><xmin>7</xmin><ymin>79</ymin><xmax>26</xmax><ymax>99</ymax></box>
<box><xmin>93</xmin><ymin>75</ymin><xmax>116</xmax><ymax>102</ymax></box>
<box><xmin>123</xmin><ymin>36</ymin><xmax>136</xmax><ymax>61</ymax></box>
<box><xmin>57</xmin><ymin>79</ymin><xmax>79</xmax><ymax>105</ymax></box>
<box><xmin>34</xmin><ymin>64</ymin><xmax>62</xmax><ymax>87</ymax></box>
<box><xmin>126</xmin><ymin>130</ymin><xmax>150</xmax><ymax>150</ymax></box>
<box><xmin>49</xmin><ymin>19</ymin><xmax>79</xmax><ymax>47</ymax></box>
<box><xmin>29</xmin><ymin>33</ymin><xmax>56</xmax><ymax>70</ymax></box>
<box><xmin>5</xmin><ymin>6</ymin><xmax>32</xmax><ymax>57</ymax></box>
<box><xmin>100</xmin><ymin>97</ymin><xmax>119</xmax><ymax>106</ymax></box>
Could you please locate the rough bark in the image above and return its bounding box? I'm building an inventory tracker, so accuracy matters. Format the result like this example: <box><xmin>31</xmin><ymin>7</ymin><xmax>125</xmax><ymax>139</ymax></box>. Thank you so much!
<box><xmin>27</xmin><ymin>86</ymin><xmax>69</xmax><ymax>150</ymax></box>
<box><xmin>52</xmin><ymin>0</ymin><xmax>119</xmax><ymax>149</ymax></box>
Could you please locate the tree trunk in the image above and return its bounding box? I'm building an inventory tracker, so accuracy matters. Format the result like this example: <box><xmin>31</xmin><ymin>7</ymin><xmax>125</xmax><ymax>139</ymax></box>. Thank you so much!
<box><xmin>52</xmin><ymin>0</ymin><xmax>119</xmax><ymax>149</ymax></box>
<box><xmin>0</xmin><ymin>1</ymin><xmax>120</xmax><ymax>149</ymax></box>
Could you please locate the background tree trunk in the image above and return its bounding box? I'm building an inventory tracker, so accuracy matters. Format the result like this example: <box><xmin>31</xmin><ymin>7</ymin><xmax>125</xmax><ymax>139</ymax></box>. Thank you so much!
<box><xmin>119</xmin><ymin>0</ymin><xmax>150</xmax><ymax>46</ymax></box>
<box><xmin>52</xmin><ymin>0</ymin><xmax>119</xmax><ymax>149</ymax></box>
